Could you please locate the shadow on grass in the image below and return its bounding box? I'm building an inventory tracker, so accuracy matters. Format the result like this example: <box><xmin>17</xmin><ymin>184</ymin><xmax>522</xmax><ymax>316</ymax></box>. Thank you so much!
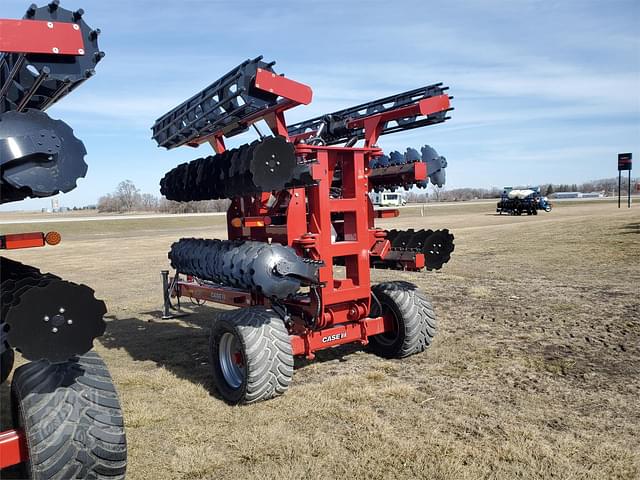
<box><xmin>295</xmin><ymin>342</ymin><xmax>364</xmax><ymax>369</ymax></box>
<box><xmin>99</xmin><ymin>306</ymin><xmax>368</xmax><ymax>397</ymax></box>
<box><xmin>99</xmin><ymin>306</ymin><xmax>223</xmax><ymax>398</ymax></box>
<box><xmin>619</xmin><ymin>222</ymin><xmax>640</xmax><ymax>235</ymax></box>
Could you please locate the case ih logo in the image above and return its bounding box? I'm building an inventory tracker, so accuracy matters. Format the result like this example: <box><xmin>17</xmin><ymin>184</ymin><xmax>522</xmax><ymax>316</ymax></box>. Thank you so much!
<box><xmin>208</xmin><ymin>292</ymin><xmax>227</xmax><ymax>302</ymax></box>
<box><xmin>618</xmin><ymin>153</ymin><xmax>632</xmax><ymax>171</ymax></box>
<box><xmin>322</xmin><ymin>332</ymin><xmax>347</xmax><ymax>343</ymax></box>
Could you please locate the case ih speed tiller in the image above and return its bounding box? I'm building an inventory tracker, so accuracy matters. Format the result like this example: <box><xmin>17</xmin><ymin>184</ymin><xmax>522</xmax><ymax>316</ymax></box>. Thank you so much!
<box><xmin>0</xmin><ymin>3</ymin><xmax>126</xmax><ymax>478</ymax></box>
<box><xmin>155</xmin><ymin>56</ymin><xmax>454</xmax><ymax>405</ymax></box>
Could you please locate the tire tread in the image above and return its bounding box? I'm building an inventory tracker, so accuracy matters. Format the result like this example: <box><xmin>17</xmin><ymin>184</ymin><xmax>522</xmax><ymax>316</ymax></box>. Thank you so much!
<box><xmin>370</xmin><ymin>281</ymin><xmax>437</xmax><ymax>358</ymax></box>
<box><xmin>11</xmin><ymin>351</ymin><xmax>127</xmax><ymax>479</ymax></box>
<box><xmin>210</xmin><ymin>307</ymin><xmax>293</xmax><ymax>404</ymax></box>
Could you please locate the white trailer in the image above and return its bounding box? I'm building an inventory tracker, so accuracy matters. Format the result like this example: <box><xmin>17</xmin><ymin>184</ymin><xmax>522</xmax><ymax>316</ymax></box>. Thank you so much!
<box><xmin>370</xmin><ymin>191</ymin><xmax>407</xmax><ymax>207</ymax></box>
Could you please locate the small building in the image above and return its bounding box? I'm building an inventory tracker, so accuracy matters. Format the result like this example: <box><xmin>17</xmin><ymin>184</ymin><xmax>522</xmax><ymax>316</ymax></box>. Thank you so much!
<box><xmin>553</xmin><ymin>191</ymin><xmax>605</xmax><ymax>199</ymax></box>
<box><xmin>554</xmin><ymin>192</ymin><xmax>580</xmax><ymax>199</ymax></box>
<box><xmin>581</xmin><ymin>191</ymin><xmax>606</xmax><ymax>198</ymax></box>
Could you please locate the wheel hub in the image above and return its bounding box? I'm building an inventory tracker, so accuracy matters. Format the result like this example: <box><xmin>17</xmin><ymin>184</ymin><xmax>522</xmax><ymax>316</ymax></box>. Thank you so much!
<box><xmin>218</xmin><ymin>332</ymin><xmax>245</xmax><ymax>389</ymax></box>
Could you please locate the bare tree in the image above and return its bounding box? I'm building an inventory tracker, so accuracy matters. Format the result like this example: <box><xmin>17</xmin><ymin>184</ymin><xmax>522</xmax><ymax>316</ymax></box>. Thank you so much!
<box><xmin>115</xmin><ymin>180</ymin><xmax>141</xmax><ymax>211</ymax></box>
<box><xmin>430</xmin><ymin>185</ymin><xmax>442</xmax><ymax>202</ymax></box>
<box><xmin>140</xmin><ymin>193</ymin><xmax>159</xmax><ymax>211</ymax></box>
<box><xmin>97</xmin><ymin>193</ymin><xmax>117</xmax><ymax>213</ymax></box>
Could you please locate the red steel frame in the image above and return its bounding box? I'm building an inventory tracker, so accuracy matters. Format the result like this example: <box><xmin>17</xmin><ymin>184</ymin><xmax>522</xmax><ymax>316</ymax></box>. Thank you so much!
<box><xmin>169</xmin><ymin>72</ymin><xmax>450</xmax><ymax>359</ymax></box>
<box><xmin>0</xmin><ymin>18</ymin><xmax>85</xmax><ymax>55</ymax></box>
<box><xmin>0</xmin><ymin>16</ymin><xmax>85</xmax><ymax>471</ymax></box>
<box><xmin>0</xmin><ymin>430</ymin><xmax>28</xmax><ymax>470</ymax></box>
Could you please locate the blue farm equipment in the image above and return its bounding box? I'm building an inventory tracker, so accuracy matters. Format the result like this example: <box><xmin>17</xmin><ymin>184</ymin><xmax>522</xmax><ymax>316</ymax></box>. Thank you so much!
<box><xmin>496</xmin><ymin>187</ymin><xmax>552</xmax><ymax>215</ymax></box>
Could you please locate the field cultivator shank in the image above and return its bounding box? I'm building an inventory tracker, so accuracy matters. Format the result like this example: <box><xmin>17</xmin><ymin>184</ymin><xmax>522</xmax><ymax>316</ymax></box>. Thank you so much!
<box><xmin>0</xmin><ymin>4</ymin><xmax>126</xmax><ymax>477</ymax></box>
<box><xmin>155</xmin><ymin>56</ymin><xmax>455</xmax><ymax>404</ymax></box>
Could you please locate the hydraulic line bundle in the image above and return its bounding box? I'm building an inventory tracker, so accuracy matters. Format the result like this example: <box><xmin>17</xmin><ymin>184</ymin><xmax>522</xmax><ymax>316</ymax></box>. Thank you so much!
<box><xmin>0</xmin><ymin>3</ymin><xmax>126</xmax><ymax>477</ymax></box>
<box><xmin>155</xmin><ymin>55</ymin><xmax>456</xmax><ymax>404</ymax></box>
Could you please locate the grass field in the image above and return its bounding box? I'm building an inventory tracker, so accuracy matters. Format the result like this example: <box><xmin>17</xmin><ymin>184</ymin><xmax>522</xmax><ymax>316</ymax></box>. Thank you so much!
<box><xmin>1</xmin><ymin>200</ymin><xmax>639</xmax><ymax>479</ymax></box>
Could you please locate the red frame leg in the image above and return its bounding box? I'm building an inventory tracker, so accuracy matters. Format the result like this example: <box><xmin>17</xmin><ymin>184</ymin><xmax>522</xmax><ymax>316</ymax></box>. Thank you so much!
<box><xmin>0</xmin><ymin>429</ymin><xmax>28</xmax><ymax>470</ymax></box>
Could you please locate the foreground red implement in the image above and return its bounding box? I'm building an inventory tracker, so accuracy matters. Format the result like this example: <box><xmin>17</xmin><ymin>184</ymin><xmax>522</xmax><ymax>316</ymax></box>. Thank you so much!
<box><xmin>1</xmin><ymin>3</ymin><xmax>126</xmax><ymax>478</ymax></box>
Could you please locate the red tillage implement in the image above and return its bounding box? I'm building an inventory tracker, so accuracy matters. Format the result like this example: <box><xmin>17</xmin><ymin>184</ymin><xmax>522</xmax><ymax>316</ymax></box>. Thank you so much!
<box><xmin>1</xmin><ymin>3</ymin><xmax>126</xmax><ymax>477</ymax></box>
<box><xmin>154</xmin><ymin>56</ymin><xmax>455</xmax><ymax>404</ymax></box>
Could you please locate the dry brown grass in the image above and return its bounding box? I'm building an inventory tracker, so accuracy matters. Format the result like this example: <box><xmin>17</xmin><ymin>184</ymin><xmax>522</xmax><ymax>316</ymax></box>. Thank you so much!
<box><xmin>1</xmin><ymin>201</ymin><xmax>639</xmax><ymax>479</ymax></box>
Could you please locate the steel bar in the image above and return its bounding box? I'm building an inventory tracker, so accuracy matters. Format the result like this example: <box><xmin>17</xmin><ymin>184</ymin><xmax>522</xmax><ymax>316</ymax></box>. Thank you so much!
<box><xmin>161</xmin><ymin>270</ymin><xmax>173</xmax><ymax>319</ymax></box>
<box><xmin>15</xmin><ymin>66</ymin><xmax>49</xmax><ymax>112</ymax></box>
<box><xmin>39</xmin><ymin>78</ymin><xmax>72</xmax><ymax>110</ymax></box>
<box><xmin>0</xmin><ymin>54</ymin><xmax>25</xmax><ymax>101</ymax></box>
<box><xmin>628</xmin><ymin>170</ymin><xmax>632</xmax><ymax>208</ymax></box>
<box><xmin>288</xmin><ymin>84</ymin><xmax>452</xmax><ymax>145</ymax></box>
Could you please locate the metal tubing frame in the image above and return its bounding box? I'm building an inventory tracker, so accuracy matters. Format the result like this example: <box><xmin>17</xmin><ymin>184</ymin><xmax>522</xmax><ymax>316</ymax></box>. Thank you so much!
<box><xmin>295</xmin><ymin>145</ymin><xmax>376</xmax><ymax>326</ymax></box>
<box><xmin>164</xmin><ymin>73</ymin><xmax>451</xmax><ymax>358</ymax></box>
<box><xmin>166</xmin><ymin>142</ymin><xmax>415</xmax><ymax>358</ymax></box>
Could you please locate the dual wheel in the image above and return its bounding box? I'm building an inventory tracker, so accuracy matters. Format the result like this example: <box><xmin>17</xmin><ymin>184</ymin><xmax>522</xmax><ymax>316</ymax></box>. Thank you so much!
<box><xmin>209</xmin><ymin>281</ymin><xmax>437</xmax><ymax>404</ymax></box>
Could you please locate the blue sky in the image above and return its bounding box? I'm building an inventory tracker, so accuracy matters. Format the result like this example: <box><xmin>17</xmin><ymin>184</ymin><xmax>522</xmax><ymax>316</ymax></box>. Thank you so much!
<box><xmin>2</xmin><ymin>0</ymin><xmax>639</xmax><ymax>210</ymax></box>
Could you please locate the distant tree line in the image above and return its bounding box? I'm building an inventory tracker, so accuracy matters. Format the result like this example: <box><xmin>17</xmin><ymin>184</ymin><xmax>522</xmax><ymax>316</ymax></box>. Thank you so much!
<box><xmin>404</xmin><ymin>186</ymin><xmax>504</xmax><ymax>203</ymax></box>
<box><xmin>94</xmin><ymin>176</ymin><xmax>638</xmax><ymax>213</ymax></box>
<box><xmin>540</xmin><ymin>177</ymin><xmax>637</xmax><ymax>197</ymax></box>
<box><xmin>97</xmin><ymin>180</ymin><xmax>230</xmax><ymax>213</ymax></box>
<box><xmin>403</xmin><ymin>176</ymin><xmax>637</xmax><ymax>204</ymax></box>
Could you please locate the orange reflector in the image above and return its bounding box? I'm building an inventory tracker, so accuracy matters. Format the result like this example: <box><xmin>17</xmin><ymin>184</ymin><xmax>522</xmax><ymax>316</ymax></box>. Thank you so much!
<box><xmin>44</xmin><ymin>231</ymin><xmax>61</xmax><ymax>245</ymax></box>
<box><xmin>1</xmin><ymin>232</ymin><xmax>45</xmax><ymax>250</ymax></box>
<box><xmin>231</xmin><ymin>216</ymin><xmax>271</xmax><ymax>228</ymax></box>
